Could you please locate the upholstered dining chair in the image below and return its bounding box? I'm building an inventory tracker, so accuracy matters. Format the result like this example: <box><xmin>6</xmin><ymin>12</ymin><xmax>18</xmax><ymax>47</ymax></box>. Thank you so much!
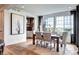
<box><xmin>43</xmin><ymin>32</ymin><xmax>52</xmax><ymax>50</ymax></box>
<box><xmin>61</xmin><ymin>32</ymin><xmax>68</xmax><ymax>54</ymax></box>
<box><xmin>35</xmin><ymin>32</ymin><xmax>43</xmax><ymax>47</ymax></box>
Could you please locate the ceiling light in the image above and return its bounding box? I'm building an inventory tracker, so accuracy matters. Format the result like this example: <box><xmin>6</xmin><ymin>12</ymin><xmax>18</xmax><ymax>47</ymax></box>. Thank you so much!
<box><xmin>68</xmin><ymin>7</ymin><xmax>72</xmax><ymax>9</ymax></box>
<box><xmin>21</xmin><ymin>6</ymin><xmax>24</xmax><ymax>9</ymax></box>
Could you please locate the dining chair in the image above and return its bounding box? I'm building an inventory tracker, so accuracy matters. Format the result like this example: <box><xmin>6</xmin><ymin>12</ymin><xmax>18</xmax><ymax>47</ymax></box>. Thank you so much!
<box><xmin>61</xmin><ymin>32</ymin><xmax>68</xmax><ymax>54</ymax></box>
<box><xmin>35</xmin><ymin>32</ymin><xmax>43</xmax><ymax>47</ymax></box>
<box><xmin>43</xmin><ymin>32</ymin><xmax>52</xmax><ymax>50</ymax></box>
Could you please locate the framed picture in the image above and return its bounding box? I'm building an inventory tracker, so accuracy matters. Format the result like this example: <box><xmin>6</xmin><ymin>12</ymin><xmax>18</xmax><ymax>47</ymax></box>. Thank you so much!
<box><xmin>11</xmin><ymin>13</ymin><xmax>24</xmax><ymax>35</ymax></box>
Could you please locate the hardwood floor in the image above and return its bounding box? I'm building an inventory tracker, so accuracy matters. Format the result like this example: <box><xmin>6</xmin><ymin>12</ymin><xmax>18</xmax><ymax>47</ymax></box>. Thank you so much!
<box><xmin>3</xmin><ymin>39</ymin><xmax>78</xmax><ymax>55</ymax></box>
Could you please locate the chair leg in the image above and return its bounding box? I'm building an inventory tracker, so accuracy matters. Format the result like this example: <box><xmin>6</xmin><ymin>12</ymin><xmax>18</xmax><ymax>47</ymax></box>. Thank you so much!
<box><xmin>61</xmin><ymin>43</ymin><xmax>63</xmax><ymax>47</ymax></box>
<box><xmin>54</xmin><ymin>40</ymin><xmax>55</xmax><ymax>48</ymax></box>
<box><xmin>0</xmin><ymin>49</ymin><xmax>3</xmax><ymax>55</ymax></box>
<box><xmin>54</xmin><ymin>43</ymin><xmax>55</xmax><ymax>48</ymax></box>
<box><xmin>44</xmin><ymin>41</ymin><xmax>47</xmax><ymax>48</ymax></box>
<box><xmin>1</xmin><ymin>51</ymin><xmax>3</xmax><ymax>55</ymax></box>
<box><xmin>0</xmin><ymin>51</ymin><xmax>2</xmax><ymax>55</ymax></box>
<box><xmin>0</xmin><ymin>45</ymin><xmax>4</xmax><ymax>55</ymax></box>
<box><xmin>63</xmin><ymin>43</ymin><xmax>66</xmax><ymax>54</ymax></box>
<box><xmin>36</xmin><ymin>40</ymin><xmax>39</xmax><ymax>46</ymax></box>
<box><xmin>46</xmin><ymin>42</ymin><xmax>48</xmax><ymax>47</ymax></box>
<box><xmin>50</xmin><ymin>42</ymin><xmax>52</xmax><ymax>50</ymax></box>
<box><xmin>44</xmin><ymin>41</ymin><xmax>46</xmax><ymax>48</ymax></box>
<box><xmin>40</xmin><ymin>40</ymin><xmax>42</xmax><ymax>47</ymax></box>
<box><xmin>2</xmin><ymin>45</ymin><xmax>4</xmax><ymax>54</ymax></box>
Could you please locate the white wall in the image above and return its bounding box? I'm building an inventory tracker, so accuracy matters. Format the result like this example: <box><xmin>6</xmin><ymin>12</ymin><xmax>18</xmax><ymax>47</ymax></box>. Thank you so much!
<box><xmin>4</xmin><ymin>9</ymin><xmax>35</xmax><ymax>46</ymax></box>
<box><xmin>34</xmin><ymin>16</ymin><xmax>38</xmax><ymax>32</ymax></box>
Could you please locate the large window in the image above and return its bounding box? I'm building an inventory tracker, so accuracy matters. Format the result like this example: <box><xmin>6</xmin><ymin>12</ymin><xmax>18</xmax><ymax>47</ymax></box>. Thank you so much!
<box><xmin>43</xmin><ymin>15</ymin><xmax>74</xmax><ymax>34</ymax></box>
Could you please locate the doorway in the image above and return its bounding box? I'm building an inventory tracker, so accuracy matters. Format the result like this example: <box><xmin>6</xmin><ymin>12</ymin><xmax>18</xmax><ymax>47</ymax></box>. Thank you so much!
<box><xmin>26</xmin><ymin>17</ymin><xmax>34</xmax><ymax>39</ymax></box>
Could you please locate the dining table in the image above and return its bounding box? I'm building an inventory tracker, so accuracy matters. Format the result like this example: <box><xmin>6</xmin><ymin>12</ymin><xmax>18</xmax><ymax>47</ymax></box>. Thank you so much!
<box><xmin>32</xmin><ymin>34</ymin><xmax>60</xmax><ymax>52</ymax></box>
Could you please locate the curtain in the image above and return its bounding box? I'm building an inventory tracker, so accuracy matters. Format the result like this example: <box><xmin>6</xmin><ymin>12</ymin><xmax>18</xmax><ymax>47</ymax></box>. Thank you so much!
<box><xmin>38</xmin><ymin>16</ymin><xmax>43</xmax><ymax>31</ymax></box>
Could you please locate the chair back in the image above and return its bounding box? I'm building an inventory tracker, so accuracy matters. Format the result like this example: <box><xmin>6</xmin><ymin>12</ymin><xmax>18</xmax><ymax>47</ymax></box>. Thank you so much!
<box><xmin>35</xmin><ymin>32</ymin><xmax>42</xmax><ymax>40</ymax></box>
<box><xmin>43</xmin><ymin>32</ymin><xmax>51</xmax><ymax>41</ymax></box>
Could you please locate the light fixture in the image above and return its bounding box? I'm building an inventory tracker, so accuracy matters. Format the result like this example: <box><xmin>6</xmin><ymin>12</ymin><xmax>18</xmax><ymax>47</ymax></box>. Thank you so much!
<box><xmin>68</xmin><ymin>7</ymin><xmax>72</xmax><ymax>9</ymax></box>
<box><xmin>21</xmin><ymin>5</ymin><xmax>24</xmax><ymax>9</ymax></box>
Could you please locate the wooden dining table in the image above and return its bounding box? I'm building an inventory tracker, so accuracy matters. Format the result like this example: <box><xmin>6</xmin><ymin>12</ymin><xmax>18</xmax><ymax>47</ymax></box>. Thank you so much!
<box><xmin>33</xmin><ymin>34</ymin><xmax>60</xmax><ymax>52</ymax></box>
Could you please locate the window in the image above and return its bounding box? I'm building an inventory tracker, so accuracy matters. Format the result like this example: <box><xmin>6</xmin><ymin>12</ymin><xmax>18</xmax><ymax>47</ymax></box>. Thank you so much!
<box><xmin>55</xmin><ymin>16</ymin><xmax>64</xmax><ymax>32</ymax></box>
<box><xmin>64</xmin><ymin>16</ymin><xmax>71</xmax><ymax>29</ymax></box>
<box><xmin>64</xmin><ymin>15</ymin><xmax>74</xmax><ymax>34</ymax></box>
<box><xmin>44</xmin><ymin>17</ymin><xmax>54</xmax><ymax>32</ymax></box>
<box><xmin>43</xmin><ymin>15</ymin><xmax>74</xmax><ymax>34</ymax></box>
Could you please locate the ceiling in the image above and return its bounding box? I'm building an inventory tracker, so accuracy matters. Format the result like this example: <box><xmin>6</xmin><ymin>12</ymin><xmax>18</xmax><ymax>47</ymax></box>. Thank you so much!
<box><xmin>7</xmin><ymin>4</ymin><xmax>77</xmax><ymax>16</ymax></box>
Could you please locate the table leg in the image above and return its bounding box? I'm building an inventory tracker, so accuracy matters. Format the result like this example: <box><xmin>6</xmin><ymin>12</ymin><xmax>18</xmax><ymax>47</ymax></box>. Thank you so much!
<box><xmin>57</xmin><ymin>37</ymin><xmax>59</xmax><ymax>52</ymax></box>
<box><xmin>33</xmin><ymin>34</ymin><xmax>35</xmax><ymax>45</ymax></box>
<box><xmin>54</xmin><ymin>40</ymin><xmax>55</xmax><ymax>48</ymax></box>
